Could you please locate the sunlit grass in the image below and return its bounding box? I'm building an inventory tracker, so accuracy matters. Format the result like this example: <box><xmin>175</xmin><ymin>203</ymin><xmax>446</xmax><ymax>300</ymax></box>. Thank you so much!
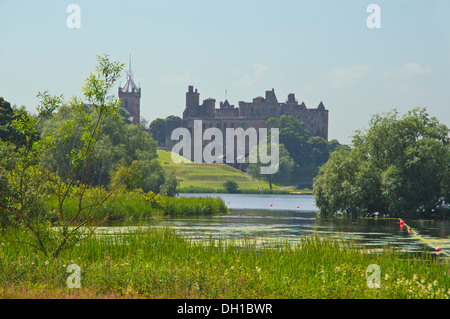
<box><xmin>45</xmin><ymin>190</ymin><xmax>228</xmax><ymax>221</ymax></box>
<box><xmin>1</xmin><ymin>227</ymin><xmax>448</xmax><ymax>299</ymax></box>
<box><xmin>157</xmin><ymin>150</ymin><xmax>298</xmax><ymax>193</ymax></box>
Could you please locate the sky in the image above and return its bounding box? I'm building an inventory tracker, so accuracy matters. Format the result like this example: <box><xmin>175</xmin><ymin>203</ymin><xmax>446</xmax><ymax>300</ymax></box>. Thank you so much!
<box><xmin>1</xmin><ymin>0</ymin><xmax>449</xmax><ymax>145</ymax></box>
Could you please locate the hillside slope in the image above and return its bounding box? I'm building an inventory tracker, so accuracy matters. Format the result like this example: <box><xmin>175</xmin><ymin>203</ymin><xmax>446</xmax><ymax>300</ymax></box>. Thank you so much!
<box><xmin>156</xmin><ymin>150</ymin><xmax>291</xmax><ymax>192</ymax></box>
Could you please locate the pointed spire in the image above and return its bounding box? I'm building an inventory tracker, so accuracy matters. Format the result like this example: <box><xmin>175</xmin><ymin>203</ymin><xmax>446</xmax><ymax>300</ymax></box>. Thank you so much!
<box><xmin>121</xmin><ymin>55</ymin><xmax>139</xmax><ymax>93</ymax></box>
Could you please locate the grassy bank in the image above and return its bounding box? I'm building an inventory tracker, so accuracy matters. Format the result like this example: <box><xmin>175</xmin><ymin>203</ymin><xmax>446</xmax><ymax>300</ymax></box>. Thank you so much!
<box><xmin>156</xmin><ymin>150</ymin><xmax>301</xmax><ymax>193</ymax></box>
<box><xmin>45</xmin><ymin>190</ymin><xmax>228</xmax><ymax>221</ymax></box>
<box><xmin>0</xmin><ymin>227</ymin><xmax>449</xmax><ymax>299</ymax></box>
<box><xmin>177</xmin><ymin>185</ymin><xmax>294</xmax><ymax>195</ymax></box>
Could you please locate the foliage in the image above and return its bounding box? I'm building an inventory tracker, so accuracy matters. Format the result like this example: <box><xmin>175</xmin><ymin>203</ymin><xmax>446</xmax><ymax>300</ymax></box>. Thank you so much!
<box><xmin>266</xmin><ymin>115</ymin><xmax>345</xmax><ymax>185</ymax></box>
<box><xmin>0</xmin><ymin>98</ymin><xmax>39</xmax><ymax>148</ymax></box>
<box><xmin>138</xmin><ymin>159</ymin><xmax>166</xmax><ymax>194</ymax></box>
<box><xmin>40</xmin><ymin>102</ymin><xmax>159</xmax><ymax>189</ymax></box>
<box><xmin>0</xmin><ymin>229</ymin><xmax>448</xmax><ymax>299</ymax></box>
<box><xmin>109</xmin><ymin>159</ymin><xmax>142</xmax><ymax>192</ymax></box>
<box><xmin>148</xmin><ymin>118</ymin><xmax>166</xmax><ymax>146</ymax></box>
<box><xmin>223</xmin><ymin>180</ymin><xmax>240</xmax><ymax>193</ymax></box>
<box><xmin>44</xmin><ymin>189</ymin><xmax>225</xmax><ymax>221</ymax></box>
<box><xmin>267</xmin><ymin>115</ymin><xmax>312</xmax><ymax>165</ymax></box>
<box><xmin>246</xmin><ymin>143</ymin><xmax>294</xmax><ymax>189</ymax></box>
<box><xmin>159</xmin><ymin>171</ymin><xmax>178</xmax><ymax>197</ymax></box>
<box><xmin>0</xmin><ymin>55</ymin><xmax>129</xmax><ymax>258</ymax></box>
<box><xmin>313</xmin><ymin>108</ymin><xmax>450</xmax><ymax>218</ymax></box>
<box><xmin>149</xmin><ymin>115</ymin><xmax>181</xmax><ymax>146</ymax></box>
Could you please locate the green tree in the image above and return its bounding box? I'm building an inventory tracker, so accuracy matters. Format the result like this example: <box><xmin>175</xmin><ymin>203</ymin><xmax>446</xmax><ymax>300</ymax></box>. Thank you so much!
<box><xmin>0</xmin><ymin>55</ymin><xmax>128</xmax><ymax>258</ymax></box>
<box><xmin>266</xmin><ymin>115</ymin><xmax>312</xmax><ymax>165</ymax></box>
<box><xmin>223</xmin><ymin>180</ymin><xmax>240</xmax><ymax>193</ymax></box>
<box><xmin>327</xmin><ymin>139</ymin><xmax>344</xmax><ymax>154</ymax></box>
<box><xmin>313</xmin><ymin>108</ymin><xmax>449</xmax><ymax>218</ymax></box>
<box><xmin>149</xmin><ymin>118</ymin><xmax>166</xmax><ymax>146</ymax></box>
<box><xmin>139</xmin><ymin>159</ymin><xmax>166</xmax><ymax>194</ymax></box>
<box><xmin>0</xmin><ymin>97</ymin><xmax>14</xmax><ymax>142</ymax></box>
<box><xmin>109</xmin><ymin>159</ymin><xmax>142</xmax><ymax>192</ymax></box>
<box><xmin>160</xmin><ymin>171</ymin><xmax>178</xmax><ymax>197</ymax></box>
<box><xmin>247</xmin><ymin>143</ymin><xmax>294</xmax><ymax>190</ymax></box>
<box><xmin>0</xmin><ymin>98</ymin><xmax>39</xmax><ymax>147</ymax></box>
<box><xmin>148</xmin><ymin>115</ymin><xmax>181</xmax><ymax>147</ymax></box>
<box><xmin>40</xmin><ymin>97</ymin><xmax>159</xmax><ymax>189</ymax></box>
<box><xmin>308</xmin><ymin>136</ymin><xmax>329</xmax><ymax>169</ymax></box>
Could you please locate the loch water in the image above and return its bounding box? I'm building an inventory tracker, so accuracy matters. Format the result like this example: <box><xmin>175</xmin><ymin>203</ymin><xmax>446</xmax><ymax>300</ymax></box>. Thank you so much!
<box><xmin>100</xmin><ymin>193</ymin><xmax>450</xmax><ymax>256</ymax></box>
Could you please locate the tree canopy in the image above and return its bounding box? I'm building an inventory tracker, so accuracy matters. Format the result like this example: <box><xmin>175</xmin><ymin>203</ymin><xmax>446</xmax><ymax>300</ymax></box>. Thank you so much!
<box><xmin>265</xmin><ymin>115</ymin><xmax>344</xmax><ymax>186</ymax></box>
<box><xmin>246</xmin><ymin>143</ymin><xmax>294</xmax><ymax>189</ymax></box>
<box><xmin>313</xmin><ymin>108</ymin><xmax>449</xmax><ymax>218</ymax></box>
<box><xmin>149</xmin><ymin>115</ymin><xmax>181</xmax><ymax>146</ymax></box>
<box><xmin>0</xmin><ymin>55</ymin><xmax>179</xmax><ymax>259</ymax></box>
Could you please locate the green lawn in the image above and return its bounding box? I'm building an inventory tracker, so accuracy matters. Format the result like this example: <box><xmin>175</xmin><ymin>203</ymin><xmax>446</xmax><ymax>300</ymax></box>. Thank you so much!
<box><xmin>156</xmin><ymin>150</ymin><xmax>297</xmax><ymax>192</ymax></box>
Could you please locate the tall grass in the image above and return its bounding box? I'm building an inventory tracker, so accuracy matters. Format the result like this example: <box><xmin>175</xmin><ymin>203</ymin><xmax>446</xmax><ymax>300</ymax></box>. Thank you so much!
<box><xmin>1</xmin><ymin>227</ymin><xmax>449</xmax><ymax>299</ymax></box>
<box><xmin>162</xmin><ymin>196</ymin><xmax>226</xmax><ymax>215</ymax></box>
<box><xmin>45</xmin><ymin>190</ymin><xmax>227</xmax><ymax>221</ymax></box>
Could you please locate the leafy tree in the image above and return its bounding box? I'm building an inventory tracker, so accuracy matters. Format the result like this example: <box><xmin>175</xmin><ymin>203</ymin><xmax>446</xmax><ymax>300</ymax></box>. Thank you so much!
<box><xmin>166</xmin><ymin>115</ymin><xmax>181</xmax><ymax>121</ymax></box>
<box><xmin>0</xmin><ymin>98</ymin><xmax>39</xmax><ymax>147</ymax></box>
<box><xmin>247</xmin><ymin>143</ymin><xmax>294</xmax><ymax>189</ymax></box>
<box><xmin>308</xmin><ymin>136</ymin><xmax>329</xmax><ymax>169</ymax></box>
<box><xmin>313</xmin><ymin>108</ymin><xmax>449</xmax><ymax>218</ymax></box>
<box><xmin>0</xmin><ymin>97</ymin><xmax>14</xmax><ymax>142</ymax></box>
<box><xmin>40</xmin><ymin>98</ymin><xmax>159</xmax><ymax>189</ymax></box>
<box><xmin>149</xmin><ymin>118</ymin><xmax>166</xmax><ymax>146</ymax></box>
<box><xmin>0</xmin><ymin>55</ymin><xmax>129</xmax><ymax>258</ymax></box>
<box><xmin>139</xmin><ymin>159</ymin><xmax>166</xmax><ymax>194</ymax></box>
<box><xmin>266</xmin><ymin>115</ymin><xmax>312</xmax><ymax>165</ymax></box>
<box><xmin>223</xmin><ymin>180</ymin><xmax>240</xmax><ymax>193</ymax></box>
<box><xmin>109</xmin><ymin>159</ymin><xmax>142</xmax><ymax>192</ymax></box>
<box><xmin>149</xmin><ymin>115</ymin><xmax>181</xmax><ymax>146</ymax></box>
<box><xmin>327</xmin><ymin>139</ymin><xmax>344</xmax><ymax>154</ymax></box>
<box><xmin>160</xmin><ymin>171</ymin><xmax>178</xmax><ymax>197</ymax></box>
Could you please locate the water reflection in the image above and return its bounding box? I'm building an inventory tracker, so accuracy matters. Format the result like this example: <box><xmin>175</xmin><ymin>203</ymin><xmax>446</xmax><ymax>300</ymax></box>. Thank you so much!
<box><xmin>101</xmin><ymin>193</ymin><xmax>450</xmax><ymax>256</ymax></box>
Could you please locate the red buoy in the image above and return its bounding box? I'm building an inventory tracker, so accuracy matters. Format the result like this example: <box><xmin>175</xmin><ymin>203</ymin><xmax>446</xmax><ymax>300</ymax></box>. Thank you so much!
<box><xmin>297</xmin><ymin>206</ymin><xmax>300</xmax><ymax>209</ymax></box>
<box><xmin>400</xmin><ymin>220</ymin><xmax>405</xmax><ymax>226</ymax></box>
<box><xmin>270</xmin><ymin>204</ymin><xmax>273</xmax><ymax>207</ymax></box>
<box><xmin>227</xmin><ymin>202</ymin><xmax>230</xmax><ymax>204</ymax></box>
<box><xmin>436</xmin><ymin>247</ymin><xmax>441</xmax><ymax>252</ymax></box>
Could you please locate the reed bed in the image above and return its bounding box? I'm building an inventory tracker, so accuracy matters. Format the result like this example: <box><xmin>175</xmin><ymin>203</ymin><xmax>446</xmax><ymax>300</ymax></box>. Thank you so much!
<box><xmin>44</xmin><ymin>190</ymin><xmax>228</xmax><ymax>222</ymax></box>
<box><xmin>1</xmin><ymin>227</ymin><xmax>449</xmax><ymax>299</ymax></box>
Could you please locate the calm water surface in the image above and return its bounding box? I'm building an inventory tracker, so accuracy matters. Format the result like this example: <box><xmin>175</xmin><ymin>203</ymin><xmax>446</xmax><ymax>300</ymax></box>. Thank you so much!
<box><xmin>101</xmin><ymin>193</ymin><xmax>450</xmax><ymax>256</ymax></box>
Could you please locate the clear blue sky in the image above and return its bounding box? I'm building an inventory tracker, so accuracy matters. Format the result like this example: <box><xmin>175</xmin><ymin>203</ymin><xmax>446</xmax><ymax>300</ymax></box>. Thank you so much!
<box><xmin>1</xmin><ymin>0</ymin><xmax>449</xmax><ymax>144</ymax></box>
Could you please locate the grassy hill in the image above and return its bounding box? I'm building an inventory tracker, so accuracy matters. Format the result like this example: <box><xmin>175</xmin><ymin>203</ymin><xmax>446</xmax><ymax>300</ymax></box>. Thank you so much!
<box><xmin>156</xmin><ymin>150</ymin><xmax>298</xmax><ymax>193</ymax></box>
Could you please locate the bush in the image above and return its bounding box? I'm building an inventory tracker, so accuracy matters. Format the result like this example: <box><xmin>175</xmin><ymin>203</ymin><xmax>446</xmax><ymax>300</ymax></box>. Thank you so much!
<box><xmin>223</xmin><ymin>180</ymin><xmax>240</xmax><ymax>193</ymax></box>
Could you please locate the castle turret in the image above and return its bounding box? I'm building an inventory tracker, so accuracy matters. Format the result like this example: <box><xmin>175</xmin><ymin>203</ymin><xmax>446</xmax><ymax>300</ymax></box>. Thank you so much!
<box><xmin>183</xmin><ymin>85</ymin><xmax>201</xmax><ymax>119</ymax></box>
<box><xmin>118</xmin><ymin>58</ymin><xmax>141</xmax><ymax>125</ymax></box>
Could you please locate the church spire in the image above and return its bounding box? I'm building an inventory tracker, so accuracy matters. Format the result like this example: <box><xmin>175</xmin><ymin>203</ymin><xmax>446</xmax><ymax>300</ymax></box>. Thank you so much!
<box><xmin>121</xmin><ymin>55</ymin><xmax>139</xmax><ymax>93</ymax></box>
